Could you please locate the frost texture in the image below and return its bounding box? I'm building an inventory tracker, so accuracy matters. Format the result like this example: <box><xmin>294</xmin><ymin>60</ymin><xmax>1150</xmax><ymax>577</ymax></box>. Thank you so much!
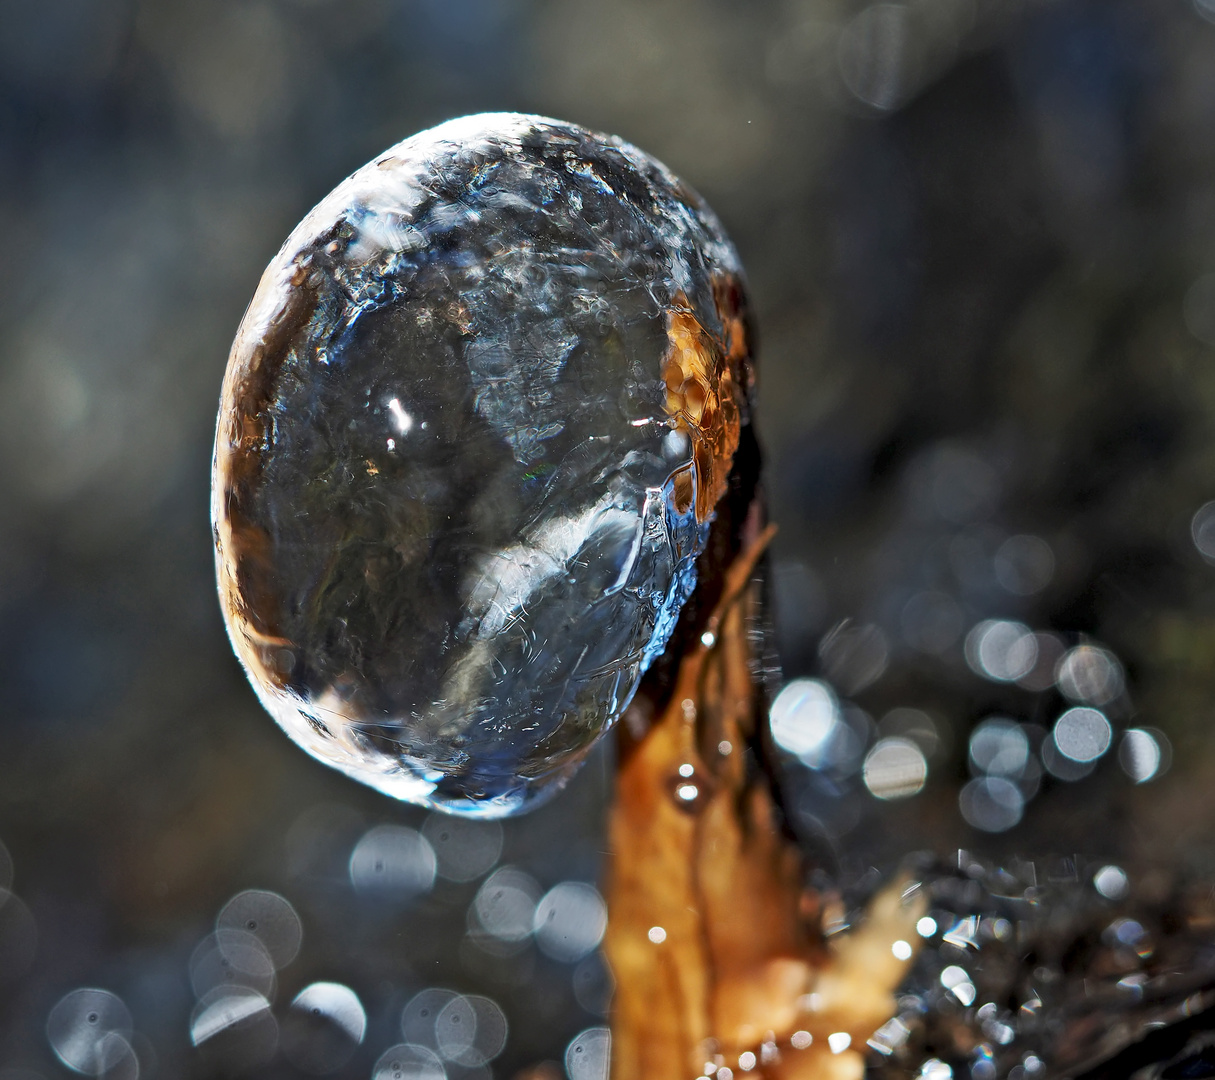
<box><xmin>212</xmin><ymin>114</ymin><xmax>749</xmax><ymax>816</ymax></box>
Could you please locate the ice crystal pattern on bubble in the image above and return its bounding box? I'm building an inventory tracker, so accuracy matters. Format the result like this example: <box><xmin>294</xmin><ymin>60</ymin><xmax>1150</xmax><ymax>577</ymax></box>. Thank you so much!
<box><xmin>212</xmin><ymin>113</ymin><xmax>752</xmax><ymax>816</ymax></box>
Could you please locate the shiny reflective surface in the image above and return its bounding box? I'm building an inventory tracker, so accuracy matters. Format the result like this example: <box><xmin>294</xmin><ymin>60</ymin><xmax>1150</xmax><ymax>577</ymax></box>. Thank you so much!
<box><xmin>212</xmin><ymin>113</ymin><xmax>751</xmax><ymax>817</ymax></box>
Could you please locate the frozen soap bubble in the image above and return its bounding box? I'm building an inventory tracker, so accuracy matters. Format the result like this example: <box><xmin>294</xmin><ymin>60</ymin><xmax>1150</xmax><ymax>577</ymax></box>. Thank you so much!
<box><xmin>212</xmin><ymin>112</ymin><xmax>754</xmax><ymax>817</ymax></box>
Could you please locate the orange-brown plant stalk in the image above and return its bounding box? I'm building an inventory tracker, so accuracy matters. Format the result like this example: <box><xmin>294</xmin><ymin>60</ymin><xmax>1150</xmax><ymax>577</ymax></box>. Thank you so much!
<box><xmin>604</xmin><ymin>525</ymin><xmax>924</xmax><ymax>1080</ymax></box>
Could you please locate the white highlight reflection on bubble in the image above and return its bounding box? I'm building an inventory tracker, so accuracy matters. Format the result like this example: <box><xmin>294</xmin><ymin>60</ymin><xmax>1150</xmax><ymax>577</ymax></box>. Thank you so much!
<box><xmin>1052</xmin><ymin>707</ymin><xmax>1112</xmax><ymax>764</ymax></box>
<box><xmin>387</xmin><ymin>398</ymin><xmax>413</xmax><ymax>434</ymax></box>
<box><xmin>216</xmin><ymin>889</ymin><xmax>302</xmax><ymax>969</ymax></box>
<box><xmin>770</xmin><ymin>679</ymin><xmax>839</xmax><ymax>760</ymax></box>
<box><xmin>47</xmin><ymin>988</ymin><xmax>133</xmax><ymax>1076</ymax></box>
<box><xmin>372</xmin><ymin>1043</ymin><xmax>446</xmax><ymax>1080</ymax></box>
<box><xmin>862</xmin><ymin>738</ymin><xmax>927</xmax><ymax>799</ymax></box>
<box><xmin>534</xmin><ymin>882</ymin><xmax>607</xmax><ymax>962</ymax></box>
<box><xmin>421</xmin><ymin>815</ymin><xmax>503</xmax><ymax>883</ymax></box>
<box><xmin>473</xmin><ymin>867</ymin><xmax>540</xmax><ymax>943</ymax></box>
<box><xmin>965</xmin><ymin>620</ymin><xmax>1037</xmax><ymax>683</ymax></box>
<box><xmin>566</xmin><ymin>1026</ymin><xmax>610</xmax><ymax>1080</ymax></box>
<box><xmin>968</xmin><ymin>718</ymin><xmax>1029</xmax><ymax>778</ymax></box>
<box><xmin>350</xmin><ymin>825</ymin><xmax>436</xmax><ymax>900</ymax></box>
<box><xmin>1120</xmin><ymin>727</ymin><xmax>1169</xmax><ymax>782</ymax></box>
<box><xmin>1056</xmin><ymin>646</ymin><xmax>1123</xmax><ymax>706</ymax></box>
<box><xmin>958</xmin><ymin>777</ymin><xmax>1023</xmax><ymax>833</ymax></box>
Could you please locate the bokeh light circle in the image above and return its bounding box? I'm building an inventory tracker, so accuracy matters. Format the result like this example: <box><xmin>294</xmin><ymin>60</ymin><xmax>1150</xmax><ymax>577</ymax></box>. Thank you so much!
<box><xmin>1052</xmin><ymin>708</ymin><xmax>1112</xmax><ymax>764</ymax></box>
<box><xmin>862</xmin><ymin>737</ymin><xmax>928</xmax><ymax>799</ymax></box>
<box><xmin>958</xmin><ymin>777</ymin><xmax>1024</xmax><ymax>833</ymax></box>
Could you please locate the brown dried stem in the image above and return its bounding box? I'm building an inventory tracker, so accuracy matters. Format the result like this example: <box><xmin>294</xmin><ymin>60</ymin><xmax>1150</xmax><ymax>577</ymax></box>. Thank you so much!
<box><xmin>604</xmin><ymin>526</ymin><xmax>924</xmax><ymax>1080</ymax></box>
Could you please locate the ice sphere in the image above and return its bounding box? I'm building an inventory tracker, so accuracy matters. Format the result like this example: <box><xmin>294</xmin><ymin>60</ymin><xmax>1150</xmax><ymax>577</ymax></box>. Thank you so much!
<box><xmin>212</xmin><ymin>113</ymin><xmax>753</xmax><ymax>816</ymax></box>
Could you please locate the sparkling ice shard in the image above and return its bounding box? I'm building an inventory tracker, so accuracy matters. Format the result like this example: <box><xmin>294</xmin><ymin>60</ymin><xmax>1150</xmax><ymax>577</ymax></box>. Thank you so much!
<box><xmin>212</xmin><ymin>114</ymin><xmax>753</xmax><ymax>816</ymax></box>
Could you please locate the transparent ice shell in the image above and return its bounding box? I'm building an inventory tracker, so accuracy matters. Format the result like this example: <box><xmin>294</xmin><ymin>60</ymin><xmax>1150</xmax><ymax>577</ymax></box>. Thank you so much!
<box><xmin>212</xmin><ymin>113</ymin><xmax>753</xmax><ymax>816</ymax></box>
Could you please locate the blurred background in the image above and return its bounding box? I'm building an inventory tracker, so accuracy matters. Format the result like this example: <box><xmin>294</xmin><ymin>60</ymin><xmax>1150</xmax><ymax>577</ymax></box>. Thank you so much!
<box><xmin>6</xmin><ymin>0</ymin><xmax>1215</xmax><ymax>1076</ymax></box>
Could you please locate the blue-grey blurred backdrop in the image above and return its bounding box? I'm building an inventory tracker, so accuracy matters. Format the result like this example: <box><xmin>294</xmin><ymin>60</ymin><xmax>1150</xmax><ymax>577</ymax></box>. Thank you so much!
<box><xmin>5</xmin><ymin>1</ymin><xmax>1215</xmax><ymax>1077</ymax></box>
